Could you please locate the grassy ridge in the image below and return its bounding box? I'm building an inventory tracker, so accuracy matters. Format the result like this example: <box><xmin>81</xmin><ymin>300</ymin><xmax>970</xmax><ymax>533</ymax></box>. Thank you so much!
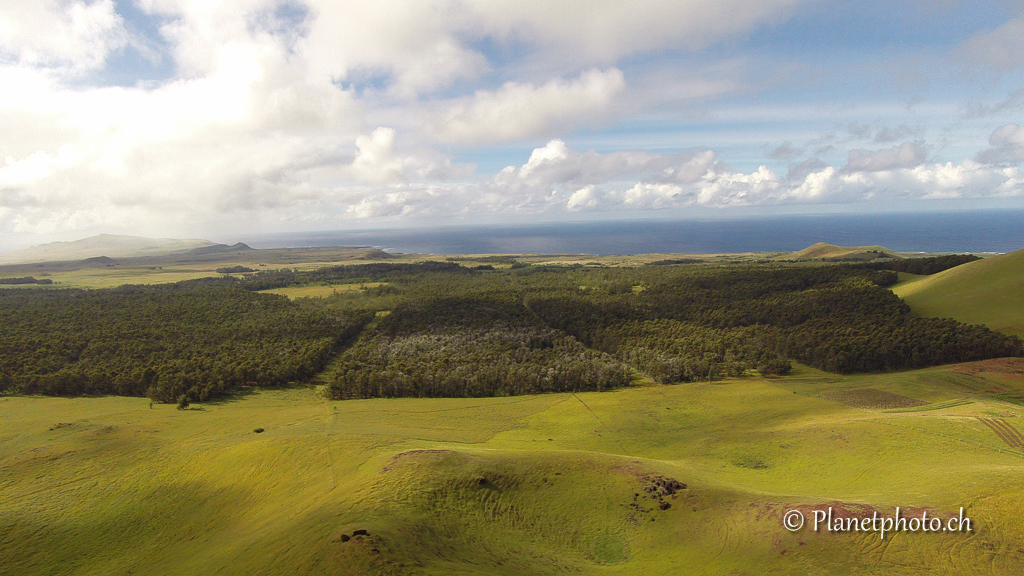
<box><xmin>895</xmin><ymin>249</ymin><xmax>1024</xmax><ymax>337</ymax></box>
<box><xmin>3</xmin><ymin>361</ymin><xmax>1024</xmax><ymax>575</ymax></box>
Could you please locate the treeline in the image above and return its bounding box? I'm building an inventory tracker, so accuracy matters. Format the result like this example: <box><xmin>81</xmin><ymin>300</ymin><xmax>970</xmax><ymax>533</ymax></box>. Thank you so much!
<box><xmin>525</xmin><ymin>265</ymin><xmax>1021</xmax><ymax>378</ymax></box>
<box><xmin>0</xmin><ymin>276</ymin><xmax>53</xmax><ymax>285</ymax></box>
<box><xmin>858</xmin><ymin>254</ymin><xmax>981</xmax><ymax>275</ymax></box>
<box><xmin>0</xmin><ymin>285</ymin><xmax>371</xmax><ymax>402</ymax></box>
<box><xmin>325</xmin><ymin>293</ymin><xmax>631</xmax><ymax>399</ymax></box>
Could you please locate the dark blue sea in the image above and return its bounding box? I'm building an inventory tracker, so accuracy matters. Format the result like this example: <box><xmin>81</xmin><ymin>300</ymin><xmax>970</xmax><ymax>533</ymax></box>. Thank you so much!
<box><xmin>243</xmin><ymin>209</ymin><xmax>1024</xmax><ymax>255</ymax></box>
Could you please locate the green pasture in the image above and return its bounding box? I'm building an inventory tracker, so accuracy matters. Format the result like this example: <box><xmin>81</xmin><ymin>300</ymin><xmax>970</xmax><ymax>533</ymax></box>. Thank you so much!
<box><xmin>261</xmin><ymin>282</ymin><xmax>387</xmax><ymax>299</ymax></box>
<box><xmin>3</xmin><ymin>361</ymin><xmax>1024</xmax><ymax>575</ymax></box>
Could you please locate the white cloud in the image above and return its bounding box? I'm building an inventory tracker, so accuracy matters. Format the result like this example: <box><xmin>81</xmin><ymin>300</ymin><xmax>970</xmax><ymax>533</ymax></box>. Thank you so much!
<box><xmin>350</xmin><ymin>127</ymin><xmax>471</xmax><ymax>183</ymax></box>
<box><xmin>295</xmin><ymin>1</ymin><xmax>490</xmax><ymax>98</ymax></box>
<box><xmin>292</xmin><ymin>0</ymin><xmax>807</xmax><ymax>97</ymax></box>
<box><xmin>433</xmin><ymin>69</ymin><xmax>625</xmax><ymax>143</ymax></box>
<box><xmin>0</xmin><ymin>0</ymin><xmax>126</xmax><ymax>72</ymax></box>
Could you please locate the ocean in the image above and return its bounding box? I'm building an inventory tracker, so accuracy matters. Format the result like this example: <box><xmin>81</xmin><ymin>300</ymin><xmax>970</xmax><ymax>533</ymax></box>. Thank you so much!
<box><xmin>242</xmin><ymin>209</ymin><xmax>1024</xmax><ymax>255</ymax></box>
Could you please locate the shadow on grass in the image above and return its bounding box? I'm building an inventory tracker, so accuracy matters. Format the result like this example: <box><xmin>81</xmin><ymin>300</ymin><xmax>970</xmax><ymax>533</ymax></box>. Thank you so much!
<box><xmin>197</xmin><ymin>385</ymin><xmax>262</xmax><ymax>406</ymax></box>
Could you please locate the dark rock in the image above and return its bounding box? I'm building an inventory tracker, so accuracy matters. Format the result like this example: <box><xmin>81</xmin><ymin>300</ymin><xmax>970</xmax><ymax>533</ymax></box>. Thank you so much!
<box><xmin>659</xmin><ymin>501</ymin><xmax>671</xmax><ymax>510</ymax></box>
<box><xmin>340</xmin><ymin>534</ymin><xmax>350</xmax><ymax>542</ymax></box>
<box><xmin>353</xmin><ymin>529</ymin><xmax>368</xmax><ymax>536</ymax></box>
<box><xmin>253</xmin><ymin>428</ymin><xmax>264</xmax><ymax>433</ymax></box>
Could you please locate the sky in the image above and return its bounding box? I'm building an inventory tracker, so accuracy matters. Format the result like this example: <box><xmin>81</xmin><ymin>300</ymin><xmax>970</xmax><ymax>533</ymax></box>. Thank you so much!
<box><xmin>1</xmin><ymin>0</ymin><xmax>1023</xmax><ymax>247</ymax></box>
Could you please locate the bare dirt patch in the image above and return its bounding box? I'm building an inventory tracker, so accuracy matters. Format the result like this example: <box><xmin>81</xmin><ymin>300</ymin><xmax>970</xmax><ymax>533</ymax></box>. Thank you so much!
<box><xmin>948</xmin><ymin>358</ymin><xmax>1024</xmax><ymax>377</ymax></box>
<box><xmin>819</xmin><ymin>388</ymin><xmax>927</xmax><ymax>409</ymax></box>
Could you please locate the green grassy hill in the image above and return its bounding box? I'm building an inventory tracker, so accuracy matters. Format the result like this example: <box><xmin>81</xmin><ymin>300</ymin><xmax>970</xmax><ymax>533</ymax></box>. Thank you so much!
<box><xmin>785</xmin><ymin>242</ymin><xmax>900</xmax><ymax>261</ymax></box>
<box><xmin>3</xmin><ymin>361</ymin><xmax>1024</xmax><ymax>575</ymax></box>
<box><xmin>894</xmin><ymin>248</ymin><xmax>1024</xmax><ymax>337</ymax></box>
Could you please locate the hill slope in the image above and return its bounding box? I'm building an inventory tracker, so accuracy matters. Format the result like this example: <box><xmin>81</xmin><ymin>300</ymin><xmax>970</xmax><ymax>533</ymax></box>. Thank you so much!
<box><xmin>0</xmin><ymin>234</ymin><xmax>217</xmax><ymax>264</ymax></box>
<box><xmin>894</xmin><ymin>248</ymin><xmax>1024</xmax><ymax>337</ymax></box>
<box><xmin>785</xmin><ymin>242</ymin><xmax>900</xmax><ymax>261</ymax></box>
<box><xmin>3</xmin><ymin>361</ymin><xmax>1024</xmax><ymax>575</ymax></box>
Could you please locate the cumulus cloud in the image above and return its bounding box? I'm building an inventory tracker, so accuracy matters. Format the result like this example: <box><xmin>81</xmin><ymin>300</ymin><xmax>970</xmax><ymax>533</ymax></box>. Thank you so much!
<box><xmin>566</xmin><ymin>185</ymin><xmax>605</xmax><ymax>211</ymax></box>
<box><xmin>463</xmin><ymin>139</ymin><xmax>1024</xmax><ymax>214</ymax></box>
<box><xmin>1</xmin><ymin>0</ymin><xmax>1023</xmax><ymax>240</ymax></box>
<box><xmin>0</xmin><ymin>0</ymin><xmax>813</xmax><ymax>237</ymax></box>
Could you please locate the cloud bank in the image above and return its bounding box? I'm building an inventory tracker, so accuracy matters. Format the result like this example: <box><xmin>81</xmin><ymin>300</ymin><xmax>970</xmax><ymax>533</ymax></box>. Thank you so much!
<box><xmin>0</xmin><ymin>0</ymin><xmax>1022</xmax><ymax>241</ymax></box>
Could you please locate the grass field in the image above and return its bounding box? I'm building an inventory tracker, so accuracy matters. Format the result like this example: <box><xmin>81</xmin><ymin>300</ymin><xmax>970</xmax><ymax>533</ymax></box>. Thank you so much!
<box><xmin>894</xmin><ymin>249</ymin><xmax>1024</xmax><ymax>337</ymax></box>
<box><xmin>3</xmin><ymin>359</ymin><xmax>1024</xmax><ymax>575</ymax></box>
<box><xmin>261</xmin><ymin>282</ymin><xmax>387</xmax><ymax>299</ymax></box>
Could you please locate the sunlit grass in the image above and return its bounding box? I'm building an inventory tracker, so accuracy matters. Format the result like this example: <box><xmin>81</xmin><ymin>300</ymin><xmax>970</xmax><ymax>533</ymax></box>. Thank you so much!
<box><xmin>3</xmin><ymin>360</ymin><xmax>1023</xmax><ymax>575</ymax></box>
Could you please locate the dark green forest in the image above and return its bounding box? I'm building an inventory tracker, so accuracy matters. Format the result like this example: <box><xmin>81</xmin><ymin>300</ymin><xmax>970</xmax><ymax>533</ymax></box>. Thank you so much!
<box><xmin>1</xmin><ymin>258</ymin><xmax>1020</xmax><ymax>402</ymax></box>
<box><xmin>0</xmin><ymin>285</ymin><xmax>370</xmax><ymax>402</ymax></box>
<box><xmin>857</xmin><ymin>254</ymin><xmax>981</xmax><ymax>275</ymax></box>
<box><xmin>0</xmin><ymin>276</ymin><xmax>53</xmax><ymax>285</ymax></box>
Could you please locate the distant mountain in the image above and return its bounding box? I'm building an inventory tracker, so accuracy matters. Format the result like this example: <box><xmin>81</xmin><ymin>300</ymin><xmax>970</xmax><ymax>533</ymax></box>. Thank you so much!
<box><xmin>187</xmin><ymin>242</ymin><xmax>253</xmax><ymax>255</ymax></box>
<box><xmin>0</xmin><ymin>234</ymin><xmax>219</xmax><ymax>264</ymax></box>
<box><xmin>894</xmin><ymin>248</ymin><xmax>1024</xmax><ymax>338</ymax></box>
<box><xmin>785</xmin><ymin>242</ymin><xmax>901</xmax><ymax>262</ymax></box>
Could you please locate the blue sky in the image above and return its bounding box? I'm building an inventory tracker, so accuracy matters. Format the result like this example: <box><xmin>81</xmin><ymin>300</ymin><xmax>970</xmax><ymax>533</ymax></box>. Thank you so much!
<box><xmin>1</xmin><ymin>0</ymin><xmax>1023</xmax><ymax>247</ymax></box>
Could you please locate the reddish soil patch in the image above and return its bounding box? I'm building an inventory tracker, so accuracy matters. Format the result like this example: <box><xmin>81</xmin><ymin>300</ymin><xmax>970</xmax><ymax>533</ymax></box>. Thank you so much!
<box><xmin>948</xmin><ymin>358</ymin><xmax>1024</xmax><ymax>377</ymax></box>
<box><xmin>977</xmin><ymin>417</ymin><xmax>1024</xmax><ymax>448</ymax></box>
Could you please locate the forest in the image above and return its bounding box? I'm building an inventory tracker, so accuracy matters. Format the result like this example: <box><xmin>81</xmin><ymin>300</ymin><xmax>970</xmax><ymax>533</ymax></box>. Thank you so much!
<box><xmin>0</xmin><ymin>284</ymin><xmax>371</xmax><ymax>402</ymax></box>
<box><xmin>856</xmin><ymin>254</ymin><xmax>980</xmax><ymax>275</ymax></box>
<box><xmin>1</xmin><ymin>257</ymin><xmax>1020</xmax><ymax>402</ymax></box>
